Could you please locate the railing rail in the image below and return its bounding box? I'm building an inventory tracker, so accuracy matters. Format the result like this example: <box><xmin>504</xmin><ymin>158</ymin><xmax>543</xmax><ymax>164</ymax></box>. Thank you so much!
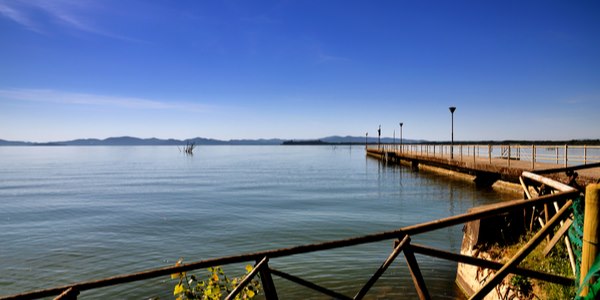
<box><xmin>1</xmin><ymin>175</ymin><xmax>581</xmax><ymax>300</ymax></box>
<box><xmin>368</xmin><ymin>143</ymin><xmax>600</xmax><ymax>169</ymax></box>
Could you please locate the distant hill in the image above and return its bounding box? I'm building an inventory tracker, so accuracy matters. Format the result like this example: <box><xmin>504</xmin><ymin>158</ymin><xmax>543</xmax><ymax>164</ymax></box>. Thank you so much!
<box><xmin>0</xmin><ymin>139</ymin><xmax>30</xmax><ymax>146</ymax></box>
<box><xmin>2</xmin><ymin>136</ymin><xmax>599</xmax><ymax>146</ymax></box>
<box><xmin>64</xmin><ymin>136</ymin><xmax>284</xmax><ymax>146</ymax></box>
<box><xmin>282</xmin><ymin>140</ymin><xmax>329</xmax><ymax>145</ymax></box>
<box><xmin>228</xmin><ymin>139</ymin><xmax>284</xmax><ymax>145</ymax></box>
<box><xmin>0</xmin><ymin>136</ymin><xmax>284</xmax><ymax>146</ymax></box>
<box><xmin>321</xmin><ymin>135</ymin><xmax>424</xmax><ymax>144</ymax></box>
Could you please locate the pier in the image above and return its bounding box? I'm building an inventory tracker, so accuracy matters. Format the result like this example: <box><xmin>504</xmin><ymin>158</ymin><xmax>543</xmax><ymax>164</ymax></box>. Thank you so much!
<box><xmin>366</xmin><ymin>143</ymin><xmax>600</xmax><ymax>187</ymax></box>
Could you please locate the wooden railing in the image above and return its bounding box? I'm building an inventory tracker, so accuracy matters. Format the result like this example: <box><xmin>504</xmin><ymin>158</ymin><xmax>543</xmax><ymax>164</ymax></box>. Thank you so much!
<box><xmin>368</xmin><ymin>144</ymin><xmax>600</xmax><ymax>169</ymax></box>
<box><xmin>0</xmin><ymin>174</ymin><xmax>581</xmax><ymax>300</ymax></box>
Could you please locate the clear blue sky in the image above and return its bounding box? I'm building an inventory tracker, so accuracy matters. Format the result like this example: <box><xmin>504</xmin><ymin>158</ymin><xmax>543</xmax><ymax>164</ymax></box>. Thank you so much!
<box><xmin>1</xmin><ymin>0</ymin><xmax>599</xmax><ymax>142</ymax></box>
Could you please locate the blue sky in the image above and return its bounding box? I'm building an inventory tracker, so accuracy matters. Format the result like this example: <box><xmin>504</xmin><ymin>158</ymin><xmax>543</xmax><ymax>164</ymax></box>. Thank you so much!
<box><xmin>1</xmin><ymin>0</ymin><xmax>599</xmax><ymax>142</ymax></box>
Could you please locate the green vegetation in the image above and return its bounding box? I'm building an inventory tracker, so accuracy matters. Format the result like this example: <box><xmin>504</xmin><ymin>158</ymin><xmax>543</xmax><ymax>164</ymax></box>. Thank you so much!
<box><xmin>510</xmin><ymin>274</ymin><xmax>533</xmax><ymax>298</ymax></box>
<box><xmin>485</xmin><ymin>233</ymin><xmax>576</xmax><ymax>299</ymax></box>
<box><xmin>170</xmin><ymin>259</ymin><xmax>261</xmax><ymax>300</ymax></box>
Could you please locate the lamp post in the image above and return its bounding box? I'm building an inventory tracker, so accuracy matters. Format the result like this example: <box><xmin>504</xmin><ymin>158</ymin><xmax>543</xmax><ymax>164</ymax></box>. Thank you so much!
<box><xmin>449</xmin><ymin>106</ymin><xmax>456</xmax><ymax>159</ymax></box>
<box><xmin>378</xmin><ymin>125</ymin><xmax>381</xmax><ymax>150</ymax></box>
<box><xmin>399</xmin><ymin>122</ymin><xmax>403</xmax><ymax>153</ymax></box>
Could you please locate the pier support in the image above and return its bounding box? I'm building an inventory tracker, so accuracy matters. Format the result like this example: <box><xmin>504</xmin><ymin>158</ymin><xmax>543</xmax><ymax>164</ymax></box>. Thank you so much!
<box><xmin>411</xmin><ymin>160</ymin><xmax>419</xmax><ymax>171</ymax></box>
<box><xmin>473</xmin><ymin>172</ymin><xmax>500</xmax><ymax>188</ymax></box>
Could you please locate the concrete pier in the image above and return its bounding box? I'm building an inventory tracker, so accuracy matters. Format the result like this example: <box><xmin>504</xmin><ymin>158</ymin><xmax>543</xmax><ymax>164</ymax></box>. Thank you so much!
<box><xmin>366</xmin><ymin>145</ymin><xmax>600</xmax><ymax>188</ymax></box>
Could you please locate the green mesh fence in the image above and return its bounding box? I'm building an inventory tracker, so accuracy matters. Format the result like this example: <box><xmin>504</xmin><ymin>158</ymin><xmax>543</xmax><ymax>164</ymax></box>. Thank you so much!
<box><xmin>569</xmin><ymin>196</ymin><xmax>584</xmax><ymax>282</ymax></box>
<box><xmin>570</xmin><ymin>196</ymin><xmax>600</xmax><ymax>299</ymax></box>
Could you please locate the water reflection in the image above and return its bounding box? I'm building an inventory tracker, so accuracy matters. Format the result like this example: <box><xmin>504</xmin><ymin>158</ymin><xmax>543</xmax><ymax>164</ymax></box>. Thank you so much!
<box><xmin>0</xmin><ymin>146</ymin><xmax>517</xmax><ymax>299</ymax></box>
<box><xmin>363</xmin><ymin>152</ymin><xmax>516</xmax><ymax>299</ymax></box>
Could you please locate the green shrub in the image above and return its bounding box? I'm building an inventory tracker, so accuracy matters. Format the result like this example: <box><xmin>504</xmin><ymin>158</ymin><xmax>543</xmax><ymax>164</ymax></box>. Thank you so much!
<box><xmin>171</xmin><ymin>259</ymin><xmax>261</xmax><ymax>300</ymax></box>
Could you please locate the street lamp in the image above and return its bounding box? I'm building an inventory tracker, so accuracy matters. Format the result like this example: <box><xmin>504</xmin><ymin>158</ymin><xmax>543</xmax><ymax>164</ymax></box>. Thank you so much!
<box><xmin>399</xmin><ymin>122</ymin><xmax>403</xmax><ymax>153</ymax></box>
<box><xmin>449</xmin><ymin>106</ymin><xmax>456</xmax><ymax>159</ymax></box>
<box><xmin>378</xmin><ymin>125</ymin><xmax>381</xmax><ymax>149</ymax></box>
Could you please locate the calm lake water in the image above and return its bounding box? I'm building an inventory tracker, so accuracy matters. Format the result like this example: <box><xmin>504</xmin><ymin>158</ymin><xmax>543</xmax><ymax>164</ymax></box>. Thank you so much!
<box><xmin>0</xmin><ymin>146</ymin><xmax>516</xmax><ymax>299</ymax></box>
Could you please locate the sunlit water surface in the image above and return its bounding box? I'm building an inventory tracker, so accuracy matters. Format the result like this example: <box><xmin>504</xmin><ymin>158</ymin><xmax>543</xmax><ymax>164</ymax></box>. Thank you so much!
<box><xmin>0</xmin><ymin>146</ymin><xmax>516</xmax><ymax>299</ymax></box>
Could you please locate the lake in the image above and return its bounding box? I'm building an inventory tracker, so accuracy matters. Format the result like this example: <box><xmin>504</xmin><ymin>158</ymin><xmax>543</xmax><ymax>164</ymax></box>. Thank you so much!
<box><xmin>0</xmin><ymin>146</ymin><xmax>516</xmax><ymax>299</ymax></box>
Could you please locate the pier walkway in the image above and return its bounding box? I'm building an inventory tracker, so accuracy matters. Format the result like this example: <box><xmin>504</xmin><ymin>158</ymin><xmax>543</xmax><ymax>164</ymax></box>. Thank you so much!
<box><xmin>366</xmin><ymin>144</ymin><xmax>600</xmax><ymax>187</ymax></box>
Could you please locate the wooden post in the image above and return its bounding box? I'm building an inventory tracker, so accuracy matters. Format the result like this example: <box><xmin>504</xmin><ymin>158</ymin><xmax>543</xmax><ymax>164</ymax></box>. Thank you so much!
<box><xmin>556</xmin><ymin>147</ymin><xmax>559</xmax><ymax>164</ymax></box>
<box><xmin>460</xmin><ymin>144</ymin><xmax>463</xmax><ymax>161</ymax></box>
<box><xmin>403</xmin><ymin>241</ymin><xmax>431</xmax><ymax>300</ymax></box>
<box><xmin>580</xmin><ymin>184</ymin><xmax>600</xmax><ymax>296</ymax></box>
<box><xmin>553</xmin><ymin>202</ymin><xmax>578</xmax><ymax>276</ymax></box>
<box><xmin>258</xmin><ymin>260</ymin><xmax>279</xmax><ymax>300</ymax></box>
<box><xmin>225</xmin><ymin>257</ymin><xmax>275</xmax><ymax>300</ymax></box>
<box><xmin>508</xmin><ymin>145</ymin><xmax>511</xmax><ymax>167</ymax></box>
<box><xmin>584</xmin><ymin>145</ymin><xmax>587</xmax><ymax>165</ymax></box>
<box><xmin>532</xmin><ymin>145</ymin><xmax>535</xmax><ymax>170</ymax></box>
<box><xmin>354</xmin><ymin>235</ymin><xmax>409</xmax><ymax>300</ymax></box>
<box><xmin>565</xmin><ymin>144</ymin><xmax>568</xmax><ymax>167</ymax></box>
<box><xmin>473</xmin><ymin>145</ymin><xmax>476</xmax><ymax>165</ymax></box>
<box><xmin>488</xmin><ymin>145</ymin><xmax>491</xmax><ymax>164</ymax></box>
<box><xmin>544</xmin><ymin>204</ymin><xmax>550</xmax><ymax>242</ymax></box>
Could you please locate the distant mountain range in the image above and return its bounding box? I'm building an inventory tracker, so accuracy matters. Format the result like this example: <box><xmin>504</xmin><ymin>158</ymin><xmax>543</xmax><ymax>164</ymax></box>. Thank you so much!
<box><xmin>0</xmin><ymin>136</ymin><xmax>282</xmax><ymax>146</ymax></box>
<box><xmin>0</xmin><ymin>135</ymin><xmax>420</xmax><ymax>146</ymax></box>
<box><xmin>1</xmin><ymin>136</ymin><xmax>597</xmax><ymax>146</ymax></box>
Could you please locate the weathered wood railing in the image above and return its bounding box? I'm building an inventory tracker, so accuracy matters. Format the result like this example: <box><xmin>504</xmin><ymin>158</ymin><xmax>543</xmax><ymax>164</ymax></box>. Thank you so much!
<box><xmin>0</xmin><ymin>174</ymin><xmax>583</xmax><ymax>300</ymax></box>
<box><xmin>369</xmin><ymin>144</ymin><xmax>600</xmax><ymax>168</ymax></box>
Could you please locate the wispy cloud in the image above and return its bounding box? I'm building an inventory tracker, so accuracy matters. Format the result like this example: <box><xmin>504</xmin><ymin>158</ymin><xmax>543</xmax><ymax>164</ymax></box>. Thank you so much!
<box><xmin>560</xmin><ymin>94</ymin><xmax>600</xmax><ymax>105</ymax></box>
<box><xmin>0</xmin><ymin>1</ymin><xmax>41</xmax><ymax>33</ymax></box>
<box><xmin>562</xmin><ymin>98</ymin><xmax>585</xmax><ymax>105</ymax></box>
<box><xmin>0</xmin><ymin>0</ymin><xmax>143</xmax><ymax>42</ymax></box>
<box><xmin>241</xmin><ymin>14</ymin><xmax>280</xmax><ymax>25</ymax></box>
<box><xmin>317</xmin><ymin>52</ymin><xmax>349</xmax><ymax>64</ymax></box>
<box><xmin>313</xmin><ymin>45</ymin><xmax>348</xmax><ymax>64</ymax></box>
<box><xmin>0</xmin><ymin>88</ymin><xmax>210</xmax><ymax>112</ymax></box>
